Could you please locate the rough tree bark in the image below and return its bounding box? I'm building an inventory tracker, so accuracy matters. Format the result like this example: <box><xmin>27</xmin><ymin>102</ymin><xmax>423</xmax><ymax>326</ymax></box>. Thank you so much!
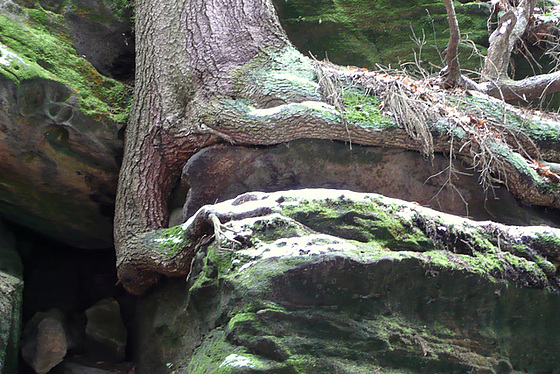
<box><xmin>115</xmin><ymin>0</ymin><xmax>560</xmax><ymax>295</ymax></box>
<box><xmin>441</xmin><ymin>0</ymin><xmax>462</xmax><ymax>86</ymax></box>
<box><xmin>482</xmin><ymin>0</ymin><xmax>537</xmax><ymax>81</ymax></box>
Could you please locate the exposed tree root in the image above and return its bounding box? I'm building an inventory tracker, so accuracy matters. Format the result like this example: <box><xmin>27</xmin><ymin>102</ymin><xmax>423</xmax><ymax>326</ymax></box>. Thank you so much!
<box><xmin>115</xmin><ymin>0</ymin><xmax>560</xmax><ymax>295</ymax></box>
<box><xmin>120</xmin><ymin>189</ymin><xmax>560</xmax><ymax>294</ymax></box>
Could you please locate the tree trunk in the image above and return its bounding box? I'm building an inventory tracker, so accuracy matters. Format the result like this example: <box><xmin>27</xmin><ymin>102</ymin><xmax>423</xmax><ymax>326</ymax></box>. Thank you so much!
<box><xmin>482</xmin><ymin>0</ymin><xmax>537</xmax><ymax>81</ymax></box>
<box><xmin>441</xmin><ymin>0</ymin><xmax>462</xmax><ymax>86</ymax></box>
<box><xmin>115</xmin><ymin>0</ymin><xmax>560</xmax><ymax>294</ymax></box>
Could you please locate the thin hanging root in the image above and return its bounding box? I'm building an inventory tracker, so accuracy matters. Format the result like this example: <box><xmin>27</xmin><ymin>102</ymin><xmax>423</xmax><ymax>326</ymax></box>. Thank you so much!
<box><xmin>208</xmin><ymin>213</ymin><xmax>241</xmax><ymax>250</ymax></box>
<box><xmin>312</xmin><ymin>57</ymin><xmax>352</xmax><ymax>148</ymax></box>
<box><xmin>384</xmin><ymin>81</ymin><xmax>435</xmax><ymax>159</ymax></box>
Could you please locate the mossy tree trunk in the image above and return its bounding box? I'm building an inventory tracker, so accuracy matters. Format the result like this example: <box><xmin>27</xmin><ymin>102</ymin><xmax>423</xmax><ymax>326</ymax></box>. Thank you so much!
<box><xmin>115</xmin><ymin>0</ymin><xmax>560</xmax><ymax>295</ymax></box>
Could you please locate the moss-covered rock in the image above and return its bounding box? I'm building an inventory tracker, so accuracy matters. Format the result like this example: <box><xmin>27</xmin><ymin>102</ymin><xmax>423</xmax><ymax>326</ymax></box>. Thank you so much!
<box><xmin>0</xmin><ymin>1</ymin><xmax>132</xmax><ymax>247</ymax></box>
<box><xmin>134</xmin><ymin>189</ymin><xmax>560</xmax><ymax>373</ymax></box>
<box><xmin>274</xmin><ymin>0</ymin><xmax>489</xmax><ymax>72</ymax></box>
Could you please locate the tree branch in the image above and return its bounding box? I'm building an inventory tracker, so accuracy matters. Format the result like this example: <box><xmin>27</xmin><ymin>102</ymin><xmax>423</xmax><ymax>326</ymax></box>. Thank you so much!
<box><xmin>441</xmin><ymin>0</ymin><xmax>461</xmax><ymax>86</ymax></box>
<box><xmin>480</xmin><ymin>71</ymin><xmax>560</xmax><ymax>101</ymax></box>
<box><xmin>482</xmin><ymin>0</ymin><xmax>537</xmax><ymax>80</ymax></box>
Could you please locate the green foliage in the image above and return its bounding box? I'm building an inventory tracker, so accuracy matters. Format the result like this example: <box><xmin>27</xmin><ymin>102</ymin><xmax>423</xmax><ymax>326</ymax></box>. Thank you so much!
<box><xmin>149</xmin><ymin>225</ymin><xmax>190</xmax><ymax>256</ymax></box>
<box><xmin>110</xmin><ymin>0</ymin><xmax>135</xmax><ymax>26</ymax></box>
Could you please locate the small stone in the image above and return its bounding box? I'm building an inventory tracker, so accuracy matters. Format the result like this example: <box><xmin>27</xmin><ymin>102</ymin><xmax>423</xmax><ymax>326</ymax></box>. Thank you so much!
<box><xmin>22</xmin><ymin>309</ymin><xmax>68</xmax><ymax>374</ymax></box>
<box><xmin>85</xmin><ymin>298</ymin><xmax>127</xmax><ymax>362</ymax></box>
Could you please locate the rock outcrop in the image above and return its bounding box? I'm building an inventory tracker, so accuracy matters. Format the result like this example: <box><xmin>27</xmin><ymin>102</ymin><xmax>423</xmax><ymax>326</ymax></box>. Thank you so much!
<box><xmin>134</xmin><ymin>189</ymin><xmax>560</xmax><ymax>373</ymax></box>
<box><xmin>21</xmin><ymin>309</ymin><xmax>69</xmax><ymax>374</ymax></box>
<box><xmin>178</xmin><ymin>140</ymin><xmax>560</xmax><ymax>227</ymax></box>
<box><xmin>274</xmin><ymin>0</ymin><xmax>490</xmax><ymax>71</ymax></box>
<box><xmin>85</xmin><ymin>298</ymin><xmax>127</xmax><ymax>363</ymax></box>
<box><xmin>0</xmin><ymin>0</ymin><xmax>131</xmax><ymax>248</ymax></box>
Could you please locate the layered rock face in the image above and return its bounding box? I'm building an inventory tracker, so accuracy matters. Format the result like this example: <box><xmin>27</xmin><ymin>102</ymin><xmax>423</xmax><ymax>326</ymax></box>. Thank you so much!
<box><xmin>136</xmin><ymin>189</ymin><xmax>560</xmax><ymax>373</ymax></box>
<box><xmin>178</xmin><ymin>140</ymin><xmax>559</xmax><ymax>226</ymax></box>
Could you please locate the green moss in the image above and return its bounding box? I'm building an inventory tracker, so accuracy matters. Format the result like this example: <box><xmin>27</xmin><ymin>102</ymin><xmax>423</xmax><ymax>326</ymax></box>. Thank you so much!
<box><xmin>422</xmin><ymin>250</ymin><xmax>459</xmax><ymax>270</ymax></box>
<box><xmin>186</xmin><ymin>330</ymin><xmax>256</xmax><ymax>374</ymax></box>
<box><xmin>281</xmin><ymin>197</ymin><xmax>434</xmax><ymax>251</ymax></box>
<box><xmin>227</xmin><ymin>312</ymin><xmax>260</xmax><ymax>331</ymax></box>
<box><xmin>534</xmin><ymin>232</ymin><xmax>560</xmax><ymax>248</ymax></box>
<box><xmin>276</xmin><ymin>0</ymin><xmax>487</xmax><ymax>71</ymax></box>
<box><xmin>0</xmin><ymin>8</ymin><xmax>131</xmax><ymax>124</ymax></box>
<box><xmin>148</xmin><ymin>225</ymin><xmax>191</xmax><ymax>256</ymax></box>
<box><xmin>490</xmin><ymin>142</ymin><xmax>540</xmax><ymax>181</ymax></box>
<box><xmin>231</xmin><ymin>46</ymin><xmax>321</xmax><ymax>105</ymax></box>
<box><xmin>457</xmin><ymin>95</ymin><xmax>560</xmax><ymax>145</ymax></box>
<box><xmin>343</xmin><ymin>90</ymin><xmax>396</xmax><ymax>129</ymax></box>
<box><xmin>249</xmin><ymin>215</ymin><xmax>308</xmax><ymax>243</ymax></box>
<box><xmin>206</xmin><ymin>243</ymin><xmax>235</xmax><ymax>275</ymax></box>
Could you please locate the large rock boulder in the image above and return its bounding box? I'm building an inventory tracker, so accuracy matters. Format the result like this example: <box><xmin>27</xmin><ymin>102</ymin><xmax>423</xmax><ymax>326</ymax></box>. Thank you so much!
<box><xmin>0</xmin><ymin>1</ymin><xmax>131</xmax><ymax>248</ymax></box>
<box><xmin>178</xmin><ymin>140</ymin><xmax>559</xmax><ymax>227</ymax></box>
<box><xmin>0</xmin><ymin>221</ymin><xmax>23</xmax><ymax>374</ymax></box>
<box><xmin>84</xmin><ymin>298</ymin><xmax>127</xmax><ymax>363</ymax></box>
<box><xmin>274</xmin><ymin>0</ymin><xmax>490</xmax><ymax>71</ymax></box>
<box><xmin>0</xmin><ymin>272</ymin><xmax>23</xmax><ymax>374</ymax></box>
<box><xmin>134</xmin><ymin>189</ymin><xmax>560</xmax><ymax>373</ymax></box>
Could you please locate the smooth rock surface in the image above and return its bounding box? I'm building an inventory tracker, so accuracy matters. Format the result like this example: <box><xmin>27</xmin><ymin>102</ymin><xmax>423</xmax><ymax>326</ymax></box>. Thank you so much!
<box><xmin>22</xmin><ymin>309</ymin><xmax>68</xmax><ymax>374</ymax></box>
<box><xmin>0</xmin><ymin>2</ymin><xmax>130</xmax><ymax>248</ymax></box>
<box><xmin>179</xmin><ymin>140</ymin><xmax>559</xmax><ymax>227</ymax></box>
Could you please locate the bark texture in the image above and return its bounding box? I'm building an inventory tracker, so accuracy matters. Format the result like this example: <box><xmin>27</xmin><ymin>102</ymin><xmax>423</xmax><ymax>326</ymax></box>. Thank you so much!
<box><xmin>441</xmin><ymin>0</ymin><xmax>462</xmax><ymax>86</ymax></box>
<box><xmin>116</xmin><ymin>0</ymin><xmax>560</xmax><ymax>294</ymax></box>
<box><xmin>482</xmin><ymin>0</ymin><xmax>537</xmax><ymax>81</ymax></box>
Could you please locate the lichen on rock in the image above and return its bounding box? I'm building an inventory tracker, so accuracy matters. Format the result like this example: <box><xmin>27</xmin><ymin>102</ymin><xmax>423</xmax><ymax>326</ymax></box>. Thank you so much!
<box><xmin>133</xmin><ymin>189</ymin><xmax>560</xmax><ymax>373</ymax></box>
<box><xmin>0</xmin><ymin>221</ymin><xmax>23</xmax><ymax>374</ymax></box>
<box><xmin>274</xmin><ymin>0</ymin><xmax>489</xmax><ymax>72</ymax></box>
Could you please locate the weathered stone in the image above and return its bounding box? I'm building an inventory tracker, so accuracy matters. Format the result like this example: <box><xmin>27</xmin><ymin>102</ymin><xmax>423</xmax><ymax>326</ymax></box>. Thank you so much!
<box><xmin>136</xmin><ymin>189</ymin><xmax>560</xmax><ymax>373</ymax></box>
<box><xmin>0</xmin><ymin>221</ymin><xmax>23</xmax><ymax>374</ymax></box>
<box><xmin>179</xmin><ymin>140</ymin><xmax>559</xmax><ymax>227</ymax></box>
<box><xmin>22</xmin><ymin>309</ymin><xmax>68</xmax><ymax>374</ymax></box>
<box><xmin>0</xmin><ymin>273</ymin><xmax>22</xmax><ymax>374</ymax></box>
<box><xmin>10</xmin><ymin>0</ymin><xmax>134</xmax><ymax>79</ymax></box>
<box><xmin>63</xmin><ymin>0</ymin><xmax>134</xmax><ymax>80</ymax></box>
<box><xmin>85</xmin><ymin>299</ymin><xmax>127</xmax><ymax>363</ymax></box>
<box><xmin>0</xmin><ymin>2</ymin><xmax>130</xmax><ymax>248</ymax></box>
<box><xmin>0</xmin><ymin>77</ymin><xmax>120</xmax><ymax>248</ymax></box>
<box><xmin>273</xmin><ymin>0</ymin><xmax>490</xmax><ymax>71</ymax></box>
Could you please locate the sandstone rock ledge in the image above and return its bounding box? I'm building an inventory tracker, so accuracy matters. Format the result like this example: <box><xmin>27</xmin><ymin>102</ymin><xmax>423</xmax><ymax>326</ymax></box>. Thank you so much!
<box><xmin>135</xmin><ymin>189</ymin><xmax>560</xmax><ymax>373</ymax></box>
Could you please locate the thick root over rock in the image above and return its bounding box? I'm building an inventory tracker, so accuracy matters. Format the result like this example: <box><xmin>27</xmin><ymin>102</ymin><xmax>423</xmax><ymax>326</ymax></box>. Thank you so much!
<box><xmin>120</xmin><ymin>189</ymin><xmax>560</xmax><ymax>294</ymax></box>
